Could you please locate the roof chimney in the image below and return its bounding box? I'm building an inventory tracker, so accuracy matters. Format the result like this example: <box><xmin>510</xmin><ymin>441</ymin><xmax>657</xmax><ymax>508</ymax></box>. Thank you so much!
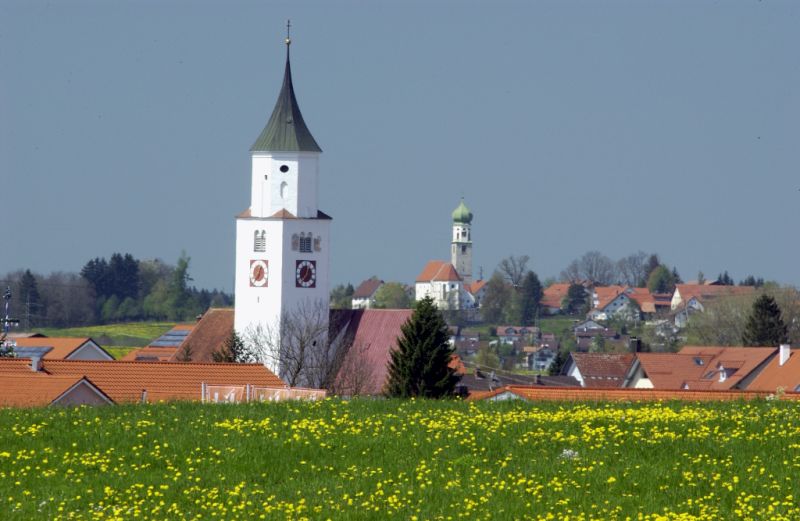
<box><xmin>30</xmin><ymin>354</ymin><xmax>43</xmax><ymax>372</ymax></box>
<box><xmin>779</xmin><ymin>344</ymin><xmax>791</xmax><ymax>366</ymax></box>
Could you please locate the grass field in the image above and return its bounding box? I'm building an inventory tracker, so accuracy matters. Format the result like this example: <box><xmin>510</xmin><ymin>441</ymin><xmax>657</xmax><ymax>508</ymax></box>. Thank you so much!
<box><xmin>1</xmin><ymin>399</ymin><xmax>799</xmax><ymax>520</ymax></box>
<box><xmin>38</xmin><ymin>323</ymin><xmax>177</xmax><ymax>348</ymax></box>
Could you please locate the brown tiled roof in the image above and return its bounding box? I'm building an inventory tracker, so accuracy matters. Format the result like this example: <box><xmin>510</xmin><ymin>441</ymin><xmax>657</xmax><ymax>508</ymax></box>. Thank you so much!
<box><xmin>2</xmin><ymin>359</ymin><xmax>284</xmax><ymax>403</ymax></box>
<box><xmin>352</xmin><ymin>277</ymin><xmax>384</xmax><ymax>299</ymax></box>
<box><xmin>415</xmin><ymin>260</ymin><xmax>462</xmax><ymax>283</ymax></box>
<box><xmin>14</xmin><ymin>337</ymin><xmax>112</xmax><ymax>360</ymax></box>
<box><xmin>541</xmin><ymin>283</ymin><xmax>571</xmax><ymax>309</ymax></box>
<box><xmin>178</xmin><ymin>308</ymin><xmax>234</xmax><ymax>362</ymax></box>
<box><xmin>237</xmin><ymin>208</ymin><xmax>252</xmax><ymax>218</ymax></box>
<box><xmin>332</xmin><ymin>309</ymin><xmax>412</xmax><ymax>395</ymax></box>
<box><xmin>570</xmin><ymin>353</ymin><xmax>635</xmax><ymax>388</ymax></box>
<box><xmin>729</xmin><ymin>347</ymin><xmax>798</xmax><ymax>392</ymax></box>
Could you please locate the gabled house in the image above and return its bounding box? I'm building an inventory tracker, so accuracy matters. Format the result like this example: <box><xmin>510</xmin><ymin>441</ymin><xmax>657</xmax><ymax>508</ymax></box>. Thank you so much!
<box><xmin>0</xmin><ymin>370</ymin><xmax>113</xmax><ymax>407</ymax></box>
<box><xmin>495</xmin><ymin>326</ymin><xmax>538</xmax><ymax>345</ymax></box>
<box><xmin>670</xmin><ymin>285</ymin><xmax>756</xmax><ymax>326</ymax></box>
<box><xmin>741</xmin><ymin>344</ymin><xmax>799</xmax><ymax>393</ymax></box>
<box><xmin>0</xmin><ymin>356</ymin><xmax>289</xmax><ymax>405</ymax></box>
<box><xmin>351</xmin><ymin>277</ymin><xmax>384</xmax><ymax>309</ymax></box>
<box><xmin>562</xmin><ymin>352</ymin><xmax>635</xmax><ymax>388</ymax></box>
<box><xmin>623</xmin><ymin>346</ymin><xmax>775</xmax><ymax>390</ymax></box>
<box><xmin>13</xmin><ymin>337</ymin><xmax>114</xmax><ymax>361</ymax></box>
<box><xmin>541</xmin><ymin>283</ymin><xmax>571</xmax><ymax>314</ymax></box>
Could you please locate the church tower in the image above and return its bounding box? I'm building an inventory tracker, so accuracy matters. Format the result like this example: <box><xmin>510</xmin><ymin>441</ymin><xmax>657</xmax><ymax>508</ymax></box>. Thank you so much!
<box><xmin>451</xmin><ymin>199</ymin><xmax>473</xmax><ymax>285</ymax></box>
<box><xmin>234</xmin><ymin>29</ymin><xmax>330</xmax><ymax>378</ymax></box>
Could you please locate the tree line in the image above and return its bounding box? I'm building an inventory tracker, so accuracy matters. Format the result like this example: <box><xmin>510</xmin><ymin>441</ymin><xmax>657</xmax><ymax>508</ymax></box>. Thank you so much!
<box><xmin>2</xmin><ymin>252</ymin><xmax>231</xmax><ymax>329</ymax></box>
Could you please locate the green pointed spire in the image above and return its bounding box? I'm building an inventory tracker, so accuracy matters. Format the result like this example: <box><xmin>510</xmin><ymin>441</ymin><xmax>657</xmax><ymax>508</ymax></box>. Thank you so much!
<box><xmin>452</xmin><ymin>199</ymin><xmax>473</xmax><ymax>224</ymax></box>
<box><xmin>250</xmin><ymin>30</ymin><xmax>322</xmax><ymax>153</ymax></box>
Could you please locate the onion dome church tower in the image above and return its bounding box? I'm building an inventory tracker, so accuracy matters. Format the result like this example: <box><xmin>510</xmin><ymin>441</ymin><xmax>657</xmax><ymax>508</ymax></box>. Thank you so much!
<box><xmin>451</xmin><ymin>199</ymin><xmax>473</xmax><ymax>285</ymax></box>
<box><xmin>234</xmin><ymin>27</ymin><xmax>330</xmax><ymax>378</ymax></box>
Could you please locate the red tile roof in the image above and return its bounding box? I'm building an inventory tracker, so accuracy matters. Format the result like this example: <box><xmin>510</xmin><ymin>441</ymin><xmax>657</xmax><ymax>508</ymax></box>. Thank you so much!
<box><xmin>0</xmin><ymin>374</ymin><xmax>96</xmax><ymax>407</ymax></box>
<box><xmin>13</xmin><ymin>337</ymin><xmax>112</xmax><ymax>360</ymax></box>
<box><xmin>121</xmin><ymin>346</ymin><xmax>179</xmax><ymax>362</ymax></box>
<box><xmin>332</xmin><ymin>309</ymin><xmax>412</xmax><ymax>395</ymax></box>
<box><xmin>541</xmin><ymin>283</ymin><xmax>570</xmax><ymax>309</ymax></box>
<box><xmin>636</xmin><ymin>346</ymin><xmax>775</xmax><ymax>390</ymax></box>
<box><xmin>271</xmin><ymin>208</ymin><xmax>296</xmax><ymax>219</ymax></box>
<box><xmin>466</xmin><ymin>279</ymin><xmax>487</xmax><ymax>295</ymax></box>
<box><xmin>570</xmin><ymin>353</ymin><xmax>635</xmax><ymax>388</ymax></box>
<box><xmin>674</xmin><ymin>284</ymin><xmax>756</xmax><ymax>306</ymax></box>
<box><xmin>353</xmin><ymin>277</ymin><xmax>384</xmax><ymax>299</ymax></box>
<box><xmin>594</xmin><ymin>286</ymin><xmax>629</xmax><ymax>309</ymax></box>
<box><xmin>0</xmin><ymin>359</ymin><xmax>285</xmax><ymax>403</ymax></box>
<box><xmin>735</xmin><ymin>347</ymin><xmax>799</xmax><ymax>392</ymax></box>
<box><xmin>177</xmin><ymin>308</ymin><xmax>234</xmax><ymax>362</ymax></box>
<box><xmin>416</xmin><ymin>260</ymin><xmax>462</xmax><ymax>282</ymax></box>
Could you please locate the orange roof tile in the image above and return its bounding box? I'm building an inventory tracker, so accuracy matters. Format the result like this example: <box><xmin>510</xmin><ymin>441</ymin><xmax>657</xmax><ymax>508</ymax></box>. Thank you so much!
<box><xmin>415</xmin><ymin>260</ymin><xmax>462</xmax><ymax>282</ymax></box>
<box><xmin>736</xmin><ymin>347</ymin><xmax>800</xmax><ymax>392</ymax></box>
<box><xmin>0</xmin><ymin>374</ymin><xmax>104</xmax><ymax>407</ymax></box>
<box><xmin>121</xmin><ymin>346</ymin><xmax>180</xmax><ymax>362</ymax></box>
<box><xmin>353</xmin><ymin>277</ymin><xmax>384</xmax><ymax>299</ymax></box>
<box><xmin>35</xmin><ymin>359</ymin><xmax>283</xmax><ymax>403</ymax></box>
<box><xmin>13</xmin><ymin>337</ymin><xmax>112</xmax><ymax>360</ymax></box>
<box><xmin>675</xmin><ymin>284</ymin><xmax>756</xmax><ymax>305</ymax></box>
<box><xmin>636</xmin><ymin>347</ymin><xmax>775</xmax><ymax>390</ymax></box>
<box><xmin>467</xmin><ymin>279</ymin><xmax>487</xmax><ymax>295</ymax></box>
<box><xmin>271</xmin><ymin>208</ymin><xmax>296</xmax><ymax>219</ymax></box>
<box><xmin>541</xmin><ymin>283</ymin><xmax>571</xmax><ymax>308</ymax></box>
<box><xmin>177</xmin><ymin>308</ymin><xmax>234</xmax><ymax>362</ymax></box>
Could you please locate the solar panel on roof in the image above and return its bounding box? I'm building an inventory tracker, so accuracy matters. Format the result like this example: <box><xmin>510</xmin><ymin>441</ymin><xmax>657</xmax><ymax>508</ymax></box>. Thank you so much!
<box><xmin>14</xmin><ymin>346</ymin><xmax>53</xmax><ymax>357</ymax></box>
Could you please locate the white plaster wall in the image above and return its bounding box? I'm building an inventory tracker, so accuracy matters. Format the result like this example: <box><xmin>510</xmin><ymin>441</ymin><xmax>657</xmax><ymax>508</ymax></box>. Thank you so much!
<box><xmin>568</xmin><ymin>365</ymin><xmax>585</xmax><ymax>387</ymax></box>
<box><xmin>234</xmin><ymin>215</ymin><xmax>330</xmax><ymax>377</ymax></box>
<box><xmin>250</xmin><ymin>152</ymin><xmax>320</xmax><ymax>218</ymax></box>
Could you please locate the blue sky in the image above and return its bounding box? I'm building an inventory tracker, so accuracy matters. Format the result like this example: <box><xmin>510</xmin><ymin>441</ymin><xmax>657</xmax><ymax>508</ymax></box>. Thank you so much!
<box><xmin>2</xmin><ymin>0</ymin><xmax>798</xmax><ymax>291</ymax></box>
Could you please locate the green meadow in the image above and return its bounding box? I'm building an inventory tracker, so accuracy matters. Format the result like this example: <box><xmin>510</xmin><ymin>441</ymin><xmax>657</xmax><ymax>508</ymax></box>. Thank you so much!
<box><xmin>1</xmin><ymin>399</ymin><xmax>798</xmax><ymax>520</ymax></box>
<box><xmin>37</xmin><ymin>322</ymin><xmax>177</xmax><ymax>358</ymax></box>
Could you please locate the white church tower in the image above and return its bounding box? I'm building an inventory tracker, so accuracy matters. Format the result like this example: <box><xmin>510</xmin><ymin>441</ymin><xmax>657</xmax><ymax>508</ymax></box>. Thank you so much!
<box><xmin>234</xmin><ymin>30</ymin><xmax>330</xmax><ymax>378</ymax></box>
<box><xmin>451</xmin><ymin>199</ymin><xmax>473</xmax><ymax>285</ymax></box>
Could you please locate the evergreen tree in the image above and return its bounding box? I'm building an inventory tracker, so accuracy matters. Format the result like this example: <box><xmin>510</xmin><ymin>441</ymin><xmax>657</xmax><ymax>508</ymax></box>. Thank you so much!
<box><xmin>549</xmin><ymin>349</ymin><xmax>568</xmax><ymax>376</ymax></box>
<box><xmin>742</xmin><ymin>295</ymin><xmax>788</xmax><ymax>346</ymax></box>
<box><xmin>562</xmin><ymin>283</ymin><xmax>588</xmax><ymax>315</ymax></box>
<box><xmin>385</xmin><ymin>297</ymin><xmax>460</xmax><ymax>398</ymax></box>
<box><xmin>519</xmin><ymin>271</ymin><xmax>543</xmax><ymax>326</ymax></box>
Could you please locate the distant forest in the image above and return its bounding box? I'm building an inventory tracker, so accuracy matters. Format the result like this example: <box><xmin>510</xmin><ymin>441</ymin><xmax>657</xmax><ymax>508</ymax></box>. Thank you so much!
<box><xmin>2</xmin><ymin>253</ymin><xmax>232</xmax><ymax>329</ymax></box>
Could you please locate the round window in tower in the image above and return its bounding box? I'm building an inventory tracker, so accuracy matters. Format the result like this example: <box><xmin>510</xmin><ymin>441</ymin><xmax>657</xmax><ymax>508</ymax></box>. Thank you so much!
<box><xmin>280</xmin><ymin>164</ymin><xmax>289</xmax><ymax>173</ymax></box>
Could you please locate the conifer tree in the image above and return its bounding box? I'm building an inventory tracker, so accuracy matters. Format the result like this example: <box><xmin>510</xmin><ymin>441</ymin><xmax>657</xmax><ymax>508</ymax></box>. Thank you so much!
<box><xmin>742</xmin><ymin>295</ymin><xmax>788</xmax><ymax>346</ymax></box>
<box><xmin>385</xmin><ymin>297</ymin><xmax>460</xmax><ymax>398</ymax></box>
<box><xmin>519</xmin><ymin>271</ymin><xmax>543</xmax><ymax>326</ymax></box>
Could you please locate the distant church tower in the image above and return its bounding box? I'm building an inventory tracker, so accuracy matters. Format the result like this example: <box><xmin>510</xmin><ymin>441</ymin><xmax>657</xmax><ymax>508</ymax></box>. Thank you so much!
<box><xmin>234</xmin><ymin>29</ymin><xmax>330</xmax><ymax>378</ymax></box>
<box><xmin>451</xmin><ymin>199</ymin><xmax>473</xmax><ymax>285</ymax></box>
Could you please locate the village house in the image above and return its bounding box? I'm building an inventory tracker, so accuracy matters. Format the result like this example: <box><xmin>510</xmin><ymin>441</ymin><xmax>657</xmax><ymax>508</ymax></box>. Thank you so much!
<box><xmin>351</xmin><ymin>277</ymin><xmax>384</xmax><ymax>309</ymax></box>
<box><xmin>562</xmin><ymin>352</ymin><xmax>636</xmax><ymax>388</ymax></box>
<box><xmin>670</xmin><ymin>284</ymin><xmax>756</xmax><ymax>327</ymax></box>
<box><xmin>13</xmin><ymin>337</ymin><xmax>114</xmax><ymax>361</ymax></box>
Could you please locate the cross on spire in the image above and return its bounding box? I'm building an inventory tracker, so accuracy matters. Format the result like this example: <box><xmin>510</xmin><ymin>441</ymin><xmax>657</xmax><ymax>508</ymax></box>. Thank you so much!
<box><xmin>285</xmin><ymin>19</ymin><xmax>292</xmax><ymax>46</ymax></box>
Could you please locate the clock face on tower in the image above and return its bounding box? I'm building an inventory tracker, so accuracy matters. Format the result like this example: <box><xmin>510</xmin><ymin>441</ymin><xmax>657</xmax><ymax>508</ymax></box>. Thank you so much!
<box><xmin>295</xmin><ymin>260</ymin><xmax>317</xmax><ymax>288</ymax></box>
<box><xmin>249</xmin><ymin>260</ymin><xmax>268</xmax><ymax>287</ymax></box>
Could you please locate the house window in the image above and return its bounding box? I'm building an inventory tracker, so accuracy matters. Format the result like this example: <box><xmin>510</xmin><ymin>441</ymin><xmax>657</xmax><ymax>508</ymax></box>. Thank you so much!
<box><xmin>254</xmin><ymin>230</ymin><xmax>266</xmax><ymax>252</ymax></box>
